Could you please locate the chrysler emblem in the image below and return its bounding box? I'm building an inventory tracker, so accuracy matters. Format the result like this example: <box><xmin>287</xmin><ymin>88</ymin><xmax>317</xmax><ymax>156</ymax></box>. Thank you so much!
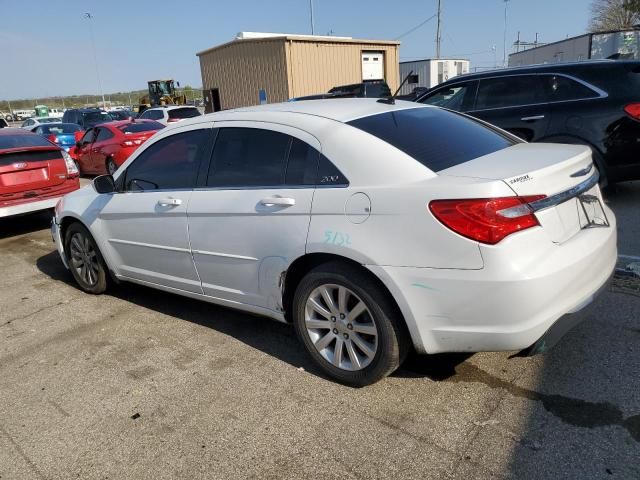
<box><xmin>13</xmin><ymin>162</ymin><xmax>27</xmax><ymax>169</ymax></box>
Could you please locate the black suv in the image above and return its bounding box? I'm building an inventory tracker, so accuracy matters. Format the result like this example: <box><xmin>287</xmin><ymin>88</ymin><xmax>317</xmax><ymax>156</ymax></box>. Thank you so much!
<box><xmin>62</xmin><ymin>108</ymin><xmax>113</xmax><ymax>130</ymax></box>
<box><xmin>416</xmin><ymin>60</ymin><xmax>640</xmax><ymax>184</ymax></box>
<box><xmin>291</xmin><ymin>80</ymin><xmax>392</xmax><ymax>101</ymax></box>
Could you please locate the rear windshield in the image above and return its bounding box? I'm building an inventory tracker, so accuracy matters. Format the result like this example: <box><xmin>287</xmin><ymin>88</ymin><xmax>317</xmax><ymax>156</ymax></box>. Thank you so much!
<box><xmin>119</xmin><ymin>121</ymin><xmax>164</xmax><ymax>134</ymax></box>
<box><xmin>347</xmin><ymin>107</ymin><xmax>516</xmax><ymax>172</ymax></box>
<box><xmin>0</xmin><ymin>134</ymin><xmax>56</xmax><ymax>149</ymax></box>
<box><xmin>168</xmin><ymin>108</ymin><xmax>201</xmax><ymax>119</ymax></box>
<box><xmin>41</xmin><ymin>124</ymin><xmax>81</xmax><ymax>134</ymax></box>
<box><xmin>82</xmin><ymin>112</ymin><xmax>112</xmax><ymax>123</ymax></box>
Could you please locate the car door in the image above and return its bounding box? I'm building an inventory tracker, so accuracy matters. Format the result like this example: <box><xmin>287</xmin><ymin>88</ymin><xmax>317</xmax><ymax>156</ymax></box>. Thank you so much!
<box><xmin>97</xmin><ymin>125</ymin><xmax>215</xmax><ymax>293</ymax></box>
<box><xmin>75</xmin><ymin>129</ymin><xmax>96</xmax><ymax>173</ymax></box>
<box><xmin>465</xmin><ymin>74</ymin><xmax>551</xmax><ymax>142</ymax></box>
<box><xmin>91</xmin><ymin>126</ymin><xmax>115</xmax><ymax>174</ymax></box>
<box><xmin>187</xmin><ymin>123</ymin><xmax>319</xmax><ymax>312</ymax></box>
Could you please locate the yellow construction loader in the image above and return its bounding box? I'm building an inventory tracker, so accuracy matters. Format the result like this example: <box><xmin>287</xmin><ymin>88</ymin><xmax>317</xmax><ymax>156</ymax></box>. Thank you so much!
<box><xmin>138</xmin><ymin>80</ymin><xmax>187</xmax><ymax>113</ymax></box>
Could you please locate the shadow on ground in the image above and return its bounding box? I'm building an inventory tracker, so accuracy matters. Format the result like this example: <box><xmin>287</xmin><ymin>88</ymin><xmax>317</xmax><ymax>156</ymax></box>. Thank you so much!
<box><xmin>0</xmin><ymin>210</ymin><xmax>53</xmax><ymax>240</ymax></box>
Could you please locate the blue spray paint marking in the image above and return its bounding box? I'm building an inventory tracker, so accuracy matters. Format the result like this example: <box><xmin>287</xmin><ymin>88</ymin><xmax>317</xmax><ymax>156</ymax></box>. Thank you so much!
<box><xmin>323</xmin><ymin>230</ymin><xmax>352</xmax><ymax>246</ymax></box>
<box><xmin>412</xmin><ymin>282</ymin><xmax>438</xmax><ymax>291</ymax></box>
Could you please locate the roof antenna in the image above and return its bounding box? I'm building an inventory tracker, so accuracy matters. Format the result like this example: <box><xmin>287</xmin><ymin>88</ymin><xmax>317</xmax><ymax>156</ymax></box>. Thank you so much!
<box><xmin>378</xmin><ymin>70</ymin><xmax>413</xmax><ymax>105</ymax></box>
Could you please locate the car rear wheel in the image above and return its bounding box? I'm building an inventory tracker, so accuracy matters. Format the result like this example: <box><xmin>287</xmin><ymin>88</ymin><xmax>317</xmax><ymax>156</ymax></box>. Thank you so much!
<box><xmin>293</xmin><ymin>262</ymin><xmax>409</xmax><ymax>387</ymax></box>
<box><xmin>64</xmin><ymin>222</ymin><xmax>109</xmax><ymax>294</ymax></box>
<box><xmin>106</xmin><ymin>157</ymin><xmax>118</xmax><ymax>176</ymax></box>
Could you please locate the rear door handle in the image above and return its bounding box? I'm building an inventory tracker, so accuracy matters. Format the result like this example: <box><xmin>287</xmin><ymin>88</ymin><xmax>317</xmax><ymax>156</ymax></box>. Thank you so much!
<box><xmin>520</xmin><ymin>115</ymin><xmax>545</xmax><ymax>121</ymax></box>
<box><xmin>157</xmin><ymin>198</ymin><xmax>182</xmax><ymax>207</ymax></box>
<box><xmin>260</xmin><ymin>196</ymin><xmax>296</xmax><ymax>207</ymax></box>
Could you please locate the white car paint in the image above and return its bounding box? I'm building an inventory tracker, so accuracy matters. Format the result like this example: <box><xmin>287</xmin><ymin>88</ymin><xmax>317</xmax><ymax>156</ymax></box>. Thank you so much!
<box><xmin>52</xmin><ymin>99</ymin><xmax>616</xmax><ymax>356</ymax></box>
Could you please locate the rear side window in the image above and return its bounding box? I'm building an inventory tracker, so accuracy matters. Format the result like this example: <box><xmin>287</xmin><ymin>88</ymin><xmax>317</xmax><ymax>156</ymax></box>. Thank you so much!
<box><xmin>540</xmin><ymin>75</ymin><xmax>599</xmax><ymax>102</ymax></box>
<box><xmin>475</xmin><ymin>75</ymin><xmax>539</xmax><ymax>109</ymax></box>
<box><xmin>168</xmin><ymin>108</ymin><xmax>201</xmax><ymax>120</ymax></box>
<box><xmin>347</xmin><ymin>107</ymin><xmax>515</xmax><ymax>172</ymax></box>
<box><xmin>95</xmin><ymin>128</ymin><xmax>114</xmax><ymax>142</ymax></box>
<box><xmin>0</xmin><ymin>134</ymin><xmax>54</xmax><ymax>149</ymax></box>
<box><xmin>285</xmin><ymin>138</ymin><xmax>319</xmax><ymax>185</ymax></box>
<box><xmin>208</xmin><ymin>128</ymin><xmax>290</xmax><ymax>187</ymax></box>
<box><xmin>124</xmin><ymin>129</ymin><xmax>211</xmax><ymax>191</ymax></box>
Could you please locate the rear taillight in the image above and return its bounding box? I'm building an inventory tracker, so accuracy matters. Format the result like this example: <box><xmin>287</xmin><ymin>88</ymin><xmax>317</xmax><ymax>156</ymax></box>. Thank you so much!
<box><xmin>167</xmin><ymin>118</ymin><xmax>181</xmax><ymax>123</ymax></box>
<box><xmin>624</xmin><ymin>103</ymin><xmax>640</xmax><ymax>120</ymax></box>
<box><xmin>429</xmin><ymin>195</ymin><xmax>546</xmax><ymax>245</ymax></box>
<box><xmin>47</xmin><ymin>134</ymin><xmax>59</xmax><ymax>144</ymax></box>
<box><xmin>121</xmin><ymin>139</ymin><xmax>144</xmax><ymax>147</ymax></box>
<box><xmin>61</xmin><ymin>150</ymin><xmax>79</xmax><ymax>178</ymax></box>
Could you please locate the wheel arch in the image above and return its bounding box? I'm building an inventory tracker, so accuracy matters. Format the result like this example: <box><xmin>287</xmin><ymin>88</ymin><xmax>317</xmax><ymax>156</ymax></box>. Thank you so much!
<box><xmin>282</xmin><ymin>252</ymin><xmax>415</xmax><ymax>351</ymax></box>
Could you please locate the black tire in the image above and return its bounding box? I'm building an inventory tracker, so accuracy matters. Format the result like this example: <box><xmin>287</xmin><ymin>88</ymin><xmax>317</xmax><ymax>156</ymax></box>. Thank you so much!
<box><xmin>106</xmin><ymin>157</ymin><xmax>118</xmax><ymax>176</ymax></box>
<box><xmin>292</xmin><ymin>262</ymin><xmax>409</xmax><ymax>387</ymax></box>
<box><xmin>64</xmin><ymin>222</ymin><xmax>110</xmax><ymax>294</ymax></box>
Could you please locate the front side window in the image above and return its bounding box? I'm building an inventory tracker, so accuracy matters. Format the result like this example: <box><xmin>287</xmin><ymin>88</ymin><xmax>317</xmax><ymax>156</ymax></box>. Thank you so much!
<box><xmin>540</xmin><ymin>75</ymin><xmax>599</xmax><ymax>102</ymax></box>
<box><xmin>95</xmin><ymin>127</ymin><xmax>114</xmax><ymax>142</ymax></box>
<box><xmin>207</xmin><ymin>128</ymin><xmax>291</xmax><ymax>187</ymax></box>
<box><xmin>420</xmin><ymin>83</ymin><xmax>474</xmax><ymax>111</ymax></box>
<box><xmin>348</xmin><ymin>107</ymin><xmax>515</xmax><ymax>172</ymax></box>
<box><xmin>81</xmin><ymin>129</ymin><xmax>96</xmax><ymax>144</ymax></box>
<box><xmin>123</xmin><ymin>129</ymin><xmax>210</xmax><ymax>191</ymax></box>
<box><xmin>475</xmin><ymin>75</ymin><xmax>539</xmax><ymax>110</ymax></box>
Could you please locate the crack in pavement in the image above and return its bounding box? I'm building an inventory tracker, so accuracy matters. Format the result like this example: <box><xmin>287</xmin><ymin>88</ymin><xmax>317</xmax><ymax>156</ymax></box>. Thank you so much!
<box><xmin>1</xmin><ymin>299</ymin><xmax>74</xmax><ymax>327</ymax></box>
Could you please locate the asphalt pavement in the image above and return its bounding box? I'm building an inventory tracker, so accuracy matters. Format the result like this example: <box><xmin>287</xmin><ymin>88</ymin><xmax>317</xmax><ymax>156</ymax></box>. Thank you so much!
<box><xmin>0</xmin><ymin>180</ymin><xmax>638</xmax><ymax>479</ymax></box>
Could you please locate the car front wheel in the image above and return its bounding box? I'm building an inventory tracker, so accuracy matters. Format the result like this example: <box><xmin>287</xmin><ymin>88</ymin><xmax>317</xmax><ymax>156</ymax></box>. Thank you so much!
<box><xmin>293</xmin><ymin>262</ymin><xmax>409</xmax><ymax>387</ymax></box>
<box><xmin>64</xmin><ymin>222</ymin><xmax>109</xmax><ymax>294</ymax></box>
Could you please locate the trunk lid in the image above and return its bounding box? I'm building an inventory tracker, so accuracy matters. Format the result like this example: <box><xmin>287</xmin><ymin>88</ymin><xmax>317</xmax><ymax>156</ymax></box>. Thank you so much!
<box><xmin>0</xmin><ymin>147</ymin><xmax>68</xmax><ymax>201</ymax></box>
<box><xmin>438</xmin><ymin>143</ymin><xmax>604</xmax><ymax>244</ymax></box>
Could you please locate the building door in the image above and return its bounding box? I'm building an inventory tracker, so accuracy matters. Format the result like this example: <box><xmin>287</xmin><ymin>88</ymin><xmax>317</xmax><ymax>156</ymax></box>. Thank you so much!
<box><xmin>204</xmin><ymin>88</ymin><xmax>221</xmax><ymax>114</ymax></box>
<box><xmin>362</xmin><ymin>51</ymin><xmax>384</xmax><ymax>80</ymax></box>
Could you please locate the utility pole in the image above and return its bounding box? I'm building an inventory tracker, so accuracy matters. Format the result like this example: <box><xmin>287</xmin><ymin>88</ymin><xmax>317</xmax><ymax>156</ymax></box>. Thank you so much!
<box><xmin>309</xmin><ymin>0</ymin><xmax>315</xmax><ymax>35</ymax></box>
<box><xmin>84</xmin><ymin>13</ymin><xmax>106</xmax><ymax>109</ymax></box>
<box><xmin>502</xmin><ymin>0</ymin><xmax>509</xmax><ymax>67</ymax></box>
<box><xmin>436</xmin><ymin>0</ymin><xmax>442</xmax><ymax>59</ymax></box>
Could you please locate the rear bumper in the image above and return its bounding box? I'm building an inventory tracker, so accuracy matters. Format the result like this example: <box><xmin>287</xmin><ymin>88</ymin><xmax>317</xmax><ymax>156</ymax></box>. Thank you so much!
<box><xmin>368</xmin><ymin>206</ymin><xmax>617</xmax><ymax>354</ymax></box>
<box><xmin>0</xmin><ymin>197</ymin><xmax>60</xmax><ymax>218</ymax></box>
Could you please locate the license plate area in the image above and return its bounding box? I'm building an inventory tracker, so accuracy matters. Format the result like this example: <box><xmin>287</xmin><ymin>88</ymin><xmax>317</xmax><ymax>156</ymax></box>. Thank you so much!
<box><xmin>577</xmin><ymin>191</ymin><xmax>609</xmax><ymax>229</ymax></box>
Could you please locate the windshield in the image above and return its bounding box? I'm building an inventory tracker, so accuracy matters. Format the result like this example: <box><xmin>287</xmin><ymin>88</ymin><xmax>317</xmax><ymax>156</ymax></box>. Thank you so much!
<box><xmin>0</xmin><ymin>134</ymin><xmax>56</xmax><ymax>149</ymax></box>
<box><xmin>347</xmin><ymin>107</ymin><xmax>515</xmax><ymax>172</ymax></box>
<box><xmin>41</xmin><ymin>124</ymin><xmax>81</xmax><ymax>134</ymax></box>
<box><xmin>119</xmin><ymin>121</ymin><xmax>164</xmax><ymax>134</ymax></box>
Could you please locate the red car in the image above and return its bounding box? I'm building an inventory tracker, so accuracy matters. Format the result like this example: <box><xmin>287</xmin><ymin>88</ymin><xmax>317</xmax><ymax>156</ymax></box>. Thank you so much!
<box><xmin>0</xmin><ymin>128</ymin><xmax>80</xmax><ymax>218</ymax></box>
<box><xmin>71</xmin><ymin>119</ymin><xmax>164</xmax><ymax>175</ymax></box>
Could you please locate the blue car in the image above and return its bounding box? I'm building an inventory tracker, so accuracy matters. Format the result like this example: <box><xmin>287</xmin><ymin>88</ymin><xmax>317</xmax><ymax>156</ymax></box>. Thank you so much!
<box><xmin>33</xmin><ymin>123</ymin><xmax>82</xmax><ymax>152</ymax></box>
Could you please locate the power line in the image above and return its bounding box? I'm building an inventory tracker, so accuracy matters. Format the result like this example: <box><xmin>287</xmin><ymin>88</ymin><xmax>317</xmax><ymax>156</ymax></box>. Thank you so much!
<box><xmin>394</xmin><ymin>13</ymin><xmax>437</xmax><ymax>40</ymax></box>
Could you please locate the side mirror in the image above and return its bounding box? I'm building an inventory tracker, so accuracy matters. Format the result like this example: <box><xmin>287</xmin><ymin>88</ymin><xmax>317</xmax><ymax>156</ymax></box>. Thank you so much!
<box><xmin>75</xmin><ymin>141</ymin><xmax>82</xmax><ymax>149</ymax></box>
<box><xmin>93</xmin><ymin>174</ymin><xmax>116</xmax><ymax>194</ymax></box>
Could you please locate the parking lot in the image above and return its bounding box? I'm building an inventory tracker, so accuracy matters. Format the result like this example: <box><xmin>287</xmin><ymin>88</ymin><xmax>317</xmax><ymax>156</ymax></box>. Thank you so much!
<box><xmin>0</xmin><ymin>178</ymin><xmax>637</xmax><ymax>479</ymax></box>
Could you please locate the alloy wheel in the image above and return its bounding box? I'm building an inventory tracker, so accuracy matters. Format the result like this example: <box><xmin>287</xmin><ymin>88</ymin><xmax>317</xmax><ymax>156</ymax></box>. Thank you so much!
<box><xmin>69</xmin><ymin>232</ymin><xmax>99</xmax><ymax>287</ymax></box>
<box><xmin>107</xmin><ymin>159</ymin><xmax>117</xmax><ymax>175</ymax></box>
<box><xmin>304</xmin><ymin>284</ymin><xmax>378</xmax><ymax>371</ymax></box>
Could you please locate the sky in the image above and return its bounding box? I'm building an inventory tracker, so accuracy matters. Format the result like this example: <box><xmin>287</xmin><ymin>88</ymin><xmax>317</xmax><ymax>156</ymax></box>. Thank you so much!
<box><xmin>0</xmin><ymin>0</ymin><xmax>592</xmax><ymax>101</ymax></box>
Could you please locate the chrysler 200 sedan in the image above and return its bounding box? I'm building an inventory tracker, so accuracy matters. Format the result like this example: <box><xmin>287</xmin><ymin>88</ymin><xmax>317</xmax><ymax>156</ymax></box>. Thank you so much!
<box><xmin>51</xmin><ymin>99</ymin><xmax>616</xmax><ymax>386</ymax></box>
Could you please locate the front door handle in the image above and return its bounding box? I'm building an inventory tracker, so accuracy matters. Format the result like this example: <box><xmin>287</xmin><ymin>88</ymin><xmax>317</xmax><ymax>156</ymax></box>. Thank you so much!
<box><xmin>521</xmin><ymin>115</ymin><xmax>545</xmax><ymax>122</ymax></box>
<box><xmin>260</xmin><ymin>196</ymin><xmax>295</xmax><ymax>207</ymax></box>
<box><xmin>157</xmin><ymin>198</ymin><xmax>182</xmax><ymax>207</ymax></box>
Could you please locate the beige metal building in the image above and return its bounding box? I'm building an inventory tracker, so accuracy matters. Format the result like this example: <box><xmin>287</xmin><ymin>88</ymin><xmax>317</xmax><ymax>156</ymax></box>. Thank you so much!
<box><xmin>197</xmin><ymin>32</ymin><xmax>400</xmax><ymax>112</ymax></box>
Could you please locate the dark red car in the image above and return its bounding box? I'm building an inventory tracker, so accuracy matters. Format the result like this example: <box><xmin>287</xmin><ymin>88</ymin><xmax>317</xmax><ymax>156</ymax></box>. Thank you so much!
<box><xmin>0</xmin><ymin>128</ymin><xmax>80</xmax><ymax>218</ymax></box>
<box><xmin>70</xmin><ymin>119</ymin><xmax>164</xmax><ymax>175</ymax></box>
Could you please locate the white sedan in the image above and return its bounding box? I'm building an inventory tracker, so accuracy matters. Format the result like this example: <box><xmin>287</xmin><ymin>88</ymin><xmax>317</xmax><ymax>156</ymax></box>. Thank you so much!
<box><xmin>52</xmin><ymin>99</ymin><xmax>616</xmax><ymax>386</ymax></box>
